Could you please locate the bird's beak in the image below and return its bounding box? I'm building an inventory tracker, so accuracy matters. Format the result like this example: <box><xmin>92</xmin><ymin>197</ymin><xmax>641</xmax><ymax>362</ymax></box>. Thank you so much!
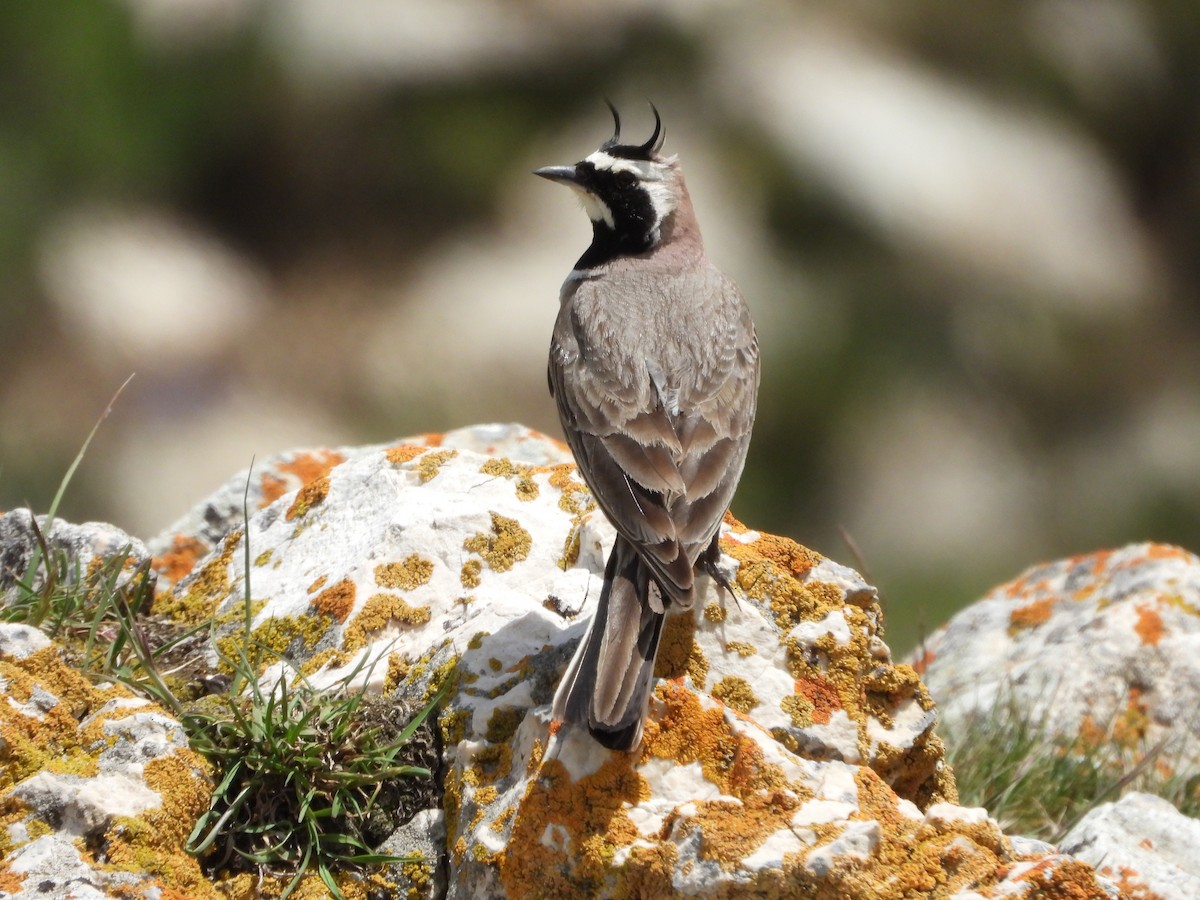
<box><xmin>533</xmin><ymin>165</ymin><xmax>580</xmax><ymax>185</ymax></box>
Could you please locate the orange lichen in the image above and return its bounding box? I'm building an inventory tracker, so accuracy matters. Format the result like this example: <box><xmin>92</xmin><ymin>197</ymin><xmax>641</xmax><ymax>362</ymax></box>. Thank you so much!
<box><xmin>343</xmin><ymin>593</ymin><xmax>432</xmax><ymax>652</ymax></box>
<box><xmin>654</xmin><ymin>611</ymin><xmax>707</xmax><ymax>686</ymax></box>
<box><xmin>499</xmin><ymin>754</ymin><xmax>649</xmax><ymax>895</ymax></box>
<box><xmin>1141</xmin><ymin>544</ymin><xmax>1195</xmax><ymax>563</ymax></box>
<box><xmin>306</xmin><ymin>575</ymin><xmax>328</xmax><ymax>594</ymax></box>
<box><xmin>910</xmin><ymin>647</ymin><xmax>936</xmax><ymax>675</ymax></box>
<box><xmin>101</xmin><ymin>753</ymin><xmax>217</xmax><ymax>898</ymax></box>
<box><xmin>741</xmin><ymin>533</ymin><xmax>822</xmax><ymax>579</ymax></box>
<box><xmin>153</xmin><ymin>531</ymin><xmax>240</xmax><ymax>626</ymax></box>
<box><xmin>311</xmin><ymin>577</ymin><xmax>356</xmax><ymax>623</ymax></box>
<box><xmin>259</xmin><ymin>473</ymin><xmax>288</xmax><ymax>507</ymax></box>
<box><xmin>463</xmin><ymin>512</ymin><xmax>532</xmax><ymax>572</ymax></box>
<box><xmin>286</xmin><ymin>473</ymin><xmax>331</xmax><ymax>521</ymax></box>
<box><xmin>794</xmin><ymin>675</ymin><xmax>842</xmax><ymax>725</ymax></box>
<box><xmin>1133</xmin><ymin>604</ymin><xmax>1164</xmax><ymax>646</ymax></box>
<box><xmin>1009</xmin><ymin>597</ymin><xmax>1056</xmax><ymax>633</ymax></box>
<box><xmin>642</xmin><ymin>682</ymin><xmax>791</xmax><ymax>800</ymax></box>
<box><xmin>386</xmin><ymin>444</ymin><xmax>427</xmax><ymax>466</ymax></box>
<box><xmin>1111</xmin><ymin>688</ymin><xmax>1151</xmax><ymax>749</ymax></box>
<box><xmin>669</xmin><ymin>791</ymin><xmax>800</xmax><ymax>871</ymax></box>
<box><xmin>151</xmin><ymin>535</ymin><xmax>210</xmax><ymax>584</ymax></box>
<box><xmin>375</xmin><ymin>555</ymin><xmax>435</xmax><ymax>591</ymax></box>
<box><xmin>280</xmin><ymin>449</ymin><xmax>345</xmax><ymax>483</ymax></box>
<box><xmin>260</xmin><ymin>449</ymin><xmax>345</xmax><ymax>507</ymax></box>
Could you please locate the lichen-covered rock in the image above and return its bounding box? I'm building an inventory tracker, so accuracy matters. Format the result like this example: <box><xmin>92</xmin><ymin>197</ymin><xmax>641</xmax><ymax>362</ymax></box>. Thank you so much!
<box><xmin>149</xmin><ymin>421</ymin><xmax>573</xmax><ymax>589</ymax></box>
<box><xmin>153</xmin><ymin>428</ymin><xmax>1117</xmax><ymax>898</ymax></box>
<box><xmin>1061</xmin><ymin>792</ymin><xmax>1200</xmax><ymax>899</ymax></box>
<box><xmin>0</xmin><ymin>623</ymin><xmax>214</xmax><ymax>898</ymax></box>
<box><xmin>915</xmin><ymin>543</ymin><xmax>1200</xmax><ymax>776</ymax></box>
<box><xmin>0</xmin><ymin>510</ymin><xmax>151</xmax><ymax>602</ymax></box>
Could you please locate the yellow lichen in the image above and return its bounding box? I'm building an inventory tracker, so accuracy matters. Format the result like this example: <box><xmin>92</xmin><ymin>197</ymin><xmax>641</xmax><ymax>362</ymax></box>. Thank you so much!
<box><xmin>460</xmin><ymin>560</ymin><xmax>482</xmax><ymax>589</ymax></box>
<box><xmin>153</xmin><ymin>531</ymin><xmax>241</xmax><ymax>627</ymax></box>
<box><xmin>485</xmin><ymin>706</ymin><xmax>525</xmax><ymax>744</ymax></box>
<box><xmin>384</xmin><ymin>653</ymin><xmax>411</xmax><ymax>693</ymax></box>
<box><xmin>781</xmin><ymin>693</ymin><xmax>814</xmax><ymax>728</ymax></box>
<box><xmin>417</xmin><ymin>449</ymin><xmax>458</xmax><ymax>483</ymax></box>
<box><xmin>463</xmin><ymin>512</ymin><xmax>532</xmax><ymax>572</ymax></box>
<box><xmin>725</xmin><ymin>641</ymin><xmax>756</xmax><ymax>657</ymax></box>
<box><xmin>710</xmin><ymin>676</ymin><xmax>758</xmax><ymax>714</ymax></box>
<box><xmin>213</xmin><ymin>613</ymin><xmax>332</xmax><ymax>675</ymax></box>
<box><xmin>703</xmin><ymin>602</ymin><xmax>727</xmax><ymax>623</ymax></box>
<box><xmin>375</xmin><ymin>554</ymin><xmax>435</xmax><ymax>591</ymax></box>
<box><xmin>481</xmin><ymin>458</ymin><xmax>540</xmax><ymax>502</ymax></box>
<box><xmin>343</xmin><ymin>593</ymin><xmax>432</xmax><ymax>652</ymax></box>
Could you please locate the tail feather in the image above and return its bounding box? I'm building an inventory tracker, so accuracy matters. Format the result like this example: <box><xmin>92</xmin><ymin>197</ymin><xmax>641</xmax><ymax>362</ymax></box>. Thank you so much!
<box><xmin>553</xmin><ymin>535</ymin><xmax>665</xmax><ymax>751</ymax></box>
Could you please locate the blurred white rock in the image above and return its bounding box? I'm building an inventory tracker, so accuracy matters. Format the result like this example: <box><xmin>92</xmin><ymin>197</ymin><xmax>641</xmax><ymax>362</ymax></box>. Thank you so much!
<box><xmin>38</xmin><ymin>206</ymin><xmax>267</xmax><ymax>373</ymax></box>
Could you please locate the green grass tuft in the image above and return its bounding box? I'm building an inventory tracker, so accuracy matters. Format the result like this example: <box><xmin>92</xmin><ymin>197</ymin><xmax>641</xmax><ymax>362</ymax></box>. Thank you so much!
<box><xmin>944</xmin><ymin>691</ymin><xmax>1200</xmax><ymax>842</ymax></box>
<box><xmin>3</xmin><ymin>389</ymin><xmax>442</xmax><ymax>899</ymax></box>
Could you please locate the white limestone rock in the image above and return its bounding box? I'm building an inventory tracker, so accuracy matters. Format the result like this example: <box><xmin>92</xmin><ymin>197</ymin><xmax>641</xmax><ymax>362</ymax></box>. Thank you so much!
<box><xmin>1061</xmin><ymin>792</ymin><xmax>1200</xmax><ymax>899</ymax></box>
<box><xmin>153</xmin><ymin>431</ymin><xmax>1120</xmax><ymax>897</ymax></box>
<box><xmin>915</xmin><ymin>543</ymin><xmax>1200</xmax><ymax>777</ymax></box>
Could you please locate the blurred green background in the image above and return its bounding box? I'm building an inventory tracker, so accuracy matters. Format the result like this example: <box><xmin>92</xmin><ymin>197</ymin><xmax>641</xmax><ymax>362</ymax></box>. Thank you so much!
<box><xmin>2</xmin><ymin>1</ymin><xmax>1199</xmax><ymax>657</ymax></box>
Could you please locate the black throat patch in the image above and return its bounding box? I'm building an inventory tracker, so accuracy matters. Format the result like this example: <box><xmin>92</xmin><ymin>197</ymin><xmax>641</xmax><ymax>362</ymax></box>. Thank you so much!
<box><xmin>571</xmin><ymin>162</ymin><xmax>659</xmax><ymax>270</ymax></box>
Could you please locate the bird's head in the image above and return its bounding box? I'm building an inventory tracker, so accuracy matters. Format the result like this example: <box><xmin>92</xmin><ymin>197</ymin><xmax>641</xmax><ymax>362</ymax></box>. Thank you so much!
<box><xmin>535</xmin><ymin>103</ymin><xmax>684</xmax><ymax>264</ymax></box>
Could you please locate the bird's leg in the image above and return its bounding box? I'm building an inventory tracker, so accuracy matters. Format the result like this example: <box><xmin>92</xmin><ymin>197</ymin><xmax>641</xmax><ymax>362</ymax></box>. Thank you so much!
<box><xmin>698</xmin><ymin>533</ymin><xmax>741</xmax><ymax>610</ymax></box>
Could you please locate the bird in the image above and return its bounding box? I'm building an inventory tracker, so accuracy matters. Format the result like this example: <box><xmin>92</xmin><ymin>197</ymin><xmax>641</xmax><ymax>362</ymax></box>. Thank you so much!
<box><xmin>536</xmin><ymin>104</ymin><xmax>760</xmax><ymax>751</ymax></box>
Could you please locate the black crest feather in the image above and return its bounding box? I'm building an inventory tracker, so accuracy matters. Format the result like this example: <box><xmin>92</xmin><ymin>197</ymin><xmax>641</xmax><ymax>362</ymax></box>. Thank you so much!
<box><xmin>600</xmin><ymin>102</ymin><xmax>665</xmax><ymax>161</ymax></box>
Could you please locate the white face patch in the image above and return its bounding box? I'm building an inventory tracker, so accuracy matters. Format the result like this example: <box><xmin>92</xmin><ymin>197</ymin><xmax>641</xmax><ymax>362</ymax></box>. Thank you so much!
<box><xmin>571</xmin><ymin>186</ymin><xmax>614</xmax><ymax>228</ymax></box>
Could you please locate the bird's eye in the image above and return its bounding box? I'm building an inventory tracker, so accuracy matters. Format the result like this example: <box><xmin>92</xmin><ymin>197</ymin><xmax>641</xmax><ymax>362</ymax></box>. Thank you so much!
<box><xmin>615</xmin><ymin>171</ymin><xmax>638</xmax><ymax>189</ymax></box>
